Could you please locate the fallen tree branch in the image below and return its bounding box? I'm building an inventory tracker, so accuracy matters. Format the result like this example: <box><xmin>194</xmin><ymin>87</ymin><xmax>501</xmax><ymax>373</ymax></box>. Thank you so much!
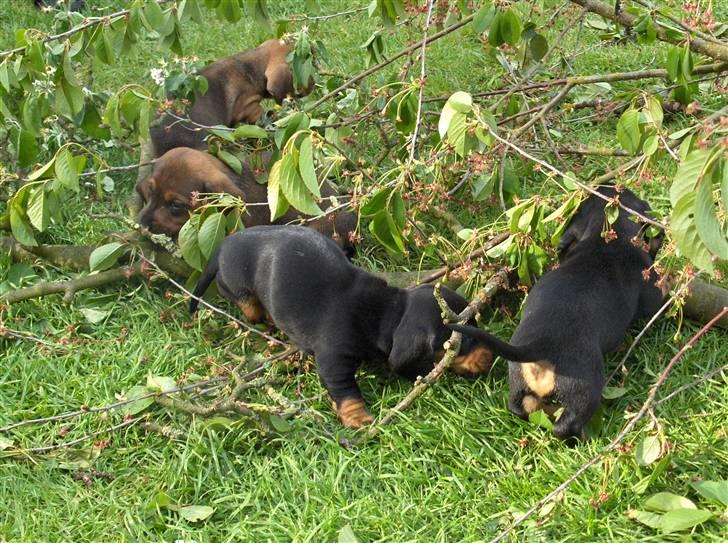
<box><xmin>487</xmin><ymin>305</ymin><xmax>728</xmax><ymax>543</ymax></box>
<box><xmin>366</xmin><ymin>268</ymin><xmax>509</xmax><ymax>438</ymax></box>
<box><xmin>571</xmin><ymin>0</ymin><xmax>728</xmax><ymax>62</ymax></box>
<box><xmin>0</xmin><ymin>264</ymin><xmax>142</xmax><ymax>304</ymax></box>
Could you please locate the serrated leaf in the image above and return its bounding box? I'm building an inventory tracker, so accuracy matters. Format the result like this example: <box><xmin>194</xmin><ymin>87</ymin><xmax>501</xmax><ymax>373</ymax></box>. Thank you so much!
<box><xmin>666</xmin><ymin>47</ymin><xmax>681</xmax><ymax>82</ymax></box>
<box><xmin>645</xmin><ymin>96</ymin><xmax>663</xmax><ymax>128</ymax></box>
<box><xmin>645</xmin><ymin>492</ymin><xmax>697</xmax><ymax>512</ymax></box>
<box><xmin>659</xmin><ymin>508</ymin><xmax>712</xmax><ymax>534</ymax></box>
<box><xmin>178</xmin><ymin>505</ymin><xmax>214</xmax><ymax>522</ymax></box>
<box><xmin>671</xmin><ymin>192</ymin><xmax>714</xmax><ymax>272</ymax></box>
<box><xmin>9</xmin><ymin>204</ymin><xmax>37</xmax><ymax>246</ymax></box>
<box><xmin>267</xmin><ymin>160</ymin><xmax>290</xmax><ymax>221</ymax></box>
<box><xmin>298</xmin><ymin>137</ymin><xmax>320</xmax><ymax>198</ymax></box>
<box><xmin>55</xmin><ymin>148</ymin><xmax>80</xmax><ymax>192</ymax></box>
<box><xmin>27</xmin><ymin>186</ymin><xmax>49</xmax><ymax>231</ymax></box>
<box><xmin>528</xmin><ymin>409</ymin><xmax>553</xmax><ymax>430</ymax></box>
<box><xmin>691</xmin><ymin>480</ymin><xmax>728</xmax><ymax>507</ymax></box>
<box><xmin>279</xmin><ymin>153</ymin><xmax>322</xmax><ymax>216</ymax></box>
<box><xmin>499</xmin><ymin>8</ymin><xmax>522</xmax><ymax>46</ymax></box>
<box><xmin>447</xmin><ymin>91</ymin><xmax>473</xmax><ymax>113</ymax></box>
<box><xmin>601</xmin><ymin>386</ymin><xmax>627</xmax><ymax>399</ymax></box>
<box><xmin>197</xmin><ymin>212</ymin><xmax>227</xmax><ymax>259</ymax></box>
<box><xmin>178</xmin><ymin>217</ymin><xmax>203</xmax><ymax>271</ymax></box>
<box><xmin>89</xmin><ymin>242</ymin><xmax>126</xmax><ymax>272</ymax></box>
<box><xmin>447</xmin><ymin>111</ymin><xmax>468</xmax><ymax>157</ymax></box>
<box><xmin>338</xmin><ymin>524</ymin><xmax>359</xmax><ymax>543</ymax></box>
<box><xmin>146</xmin><ymin>374</ymin><xmax>177</xmax><ymax>393</ymax></box>
<box><xmin>617</xmin><ymin>108</ymin><xmax>641</xmax><ymax>153</ymax></box>
<box><xmin>118</xmin><ymin>385</ymin><xmax>154</xmax><ymax>416</ymax></box>
<box><xmin>635</xmin><ymin>435</ymin><xmax>661</xmax><ymax>466</ymax></box>
<box><xmin>473</xmin><ymin>2</ymin><xmax>495</xmax><ymax>33</ymax></box>
<box><xmin>670</xmin><ymin>148</ymin><xmax>712</xmax><ymax>207</ymax></box>
<box><xmin>694</xmin><ymin>175</ymin><xmax>728</xmax><ymax>260</ymax></box>
<box><xmin>626</xmin><ymin>509</ymin><xmax>663</xmax><ymax>529</ymax></box>
<box><xmin>642</xmin><ymin>134</ymin><xmax>658</xmax><ymax>156</ymax></box>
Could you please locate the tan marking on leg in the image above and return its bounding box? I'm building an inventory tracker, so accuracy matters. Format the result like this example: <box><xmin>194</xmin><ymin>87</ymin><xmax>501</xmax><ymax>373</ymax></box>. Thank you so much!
<box><xmin>522</xmin><ymin>394</ymin><xmax>543</xmax><ymax>414</ymax></box>
<box><xmin>334</xmin><ymin>399</ymin><xmax>373</xmax><ymax>428</ymax></box>
<box><xmin>236</xmin><ymin>297</ymin><xmax>266</xmax><ymax>323</ymax></box>
<box><xmin>451</xmin><ymin>345</ymin><xmax>494</xmax><ymax>376</ymax></box>
<box><xmin>521</xmin><ymin>360</ymin><xmax>556</xmax><ymax>397</ymax></box>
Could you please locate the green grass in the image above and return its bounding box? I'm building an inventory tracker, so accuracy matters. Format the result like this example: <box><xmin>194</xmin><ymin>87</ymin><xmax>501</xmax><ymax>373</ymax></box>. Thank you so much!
<box><xmin>1</xmin><ymin>1</ymin><xmax>727</xmax><ymax>542</ymax></box>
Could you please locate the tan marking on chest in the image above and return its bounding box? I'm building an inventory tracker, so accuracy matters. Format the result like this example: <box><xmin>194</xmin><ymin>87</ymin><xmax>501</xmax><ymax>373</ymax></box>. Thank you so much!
<box><xmin>521</xmin><ymin>360</ymin><xmax>556</xmax><ymax>397</ymax></box>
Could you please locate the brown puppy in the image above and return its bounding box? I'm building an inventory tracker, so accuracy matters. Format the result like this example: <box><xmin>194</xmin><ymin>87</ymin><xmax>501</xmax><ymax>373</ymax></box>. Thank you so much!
<box><xmin>150</xmin><ymin>39</ymin><xmax>309</xmax><ymax>157</ymax></box>
<box><xmin>136</xmin><ymin>147</ymin><xmax>356</xmax><ymax>253</ymax></box>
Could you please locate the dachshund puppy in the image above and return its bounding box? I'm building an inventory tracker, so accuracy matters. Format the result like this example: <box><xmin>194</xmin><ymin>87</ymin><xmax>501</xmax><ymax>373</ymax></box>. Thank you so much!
<box><xmin>190</xmin><ymin>226</ymin><xmax>493</xmax><ymax>428</ymax></box>
<box><xmin>451</xmin><ymin>186</ymin><xmax>664</xmax><ymax>442</ymax></box>
<box><xmin>136</xmin><ymin>147</ymin><xmax>356</xmax><ymax>253</ymax></box>
<box><xmin>151</xmin><ymin>39</ymin><xmax>309</xmax><ymax>157</ymax></box>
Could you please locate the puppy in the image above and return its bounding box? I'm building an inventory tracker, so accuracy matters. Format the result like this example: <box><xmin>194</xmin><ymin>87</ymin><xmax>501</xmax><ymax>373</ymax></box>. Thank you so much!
<box><xmin>136</xmin><ymin>147</ymin><xmax>356</xmax><ymax>254</ymax></box>
<box><xmin>190</xmin><ymin>226</ymin><xmax>493</xmax><ymax>428</ymax></box>
<box><xmin>451</xmin><ymin>186</ymin><xmax>664</xmax><ymax>441</ymax></box>
<box><xmin>151</xmin><ymin>39</ymin><xmax>309</xmax><ymax>157</ymax></box>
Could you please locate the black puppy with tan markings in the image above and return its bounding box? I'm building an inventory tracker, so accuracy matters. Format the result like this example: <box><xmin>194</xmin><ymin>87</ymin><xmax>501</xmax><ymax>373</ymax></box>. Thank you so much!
<box><xmin>451</xmin><ymin>185</ymin><xmax>664</xmax><ymax>441</ymax></box>
<box><xmin>190</xmin><ymin>226</ymin><xmax>492</xmax><ymax>428</ymax></box>
<box><xmin>151</xmin><ymin>39</ymin><xmax>309</xmax><ymax>157</ymax></box>
<box><xmin>136</xmin><ymin>147</ymin><xmax>356</xmax><ymax>254</ymax></box>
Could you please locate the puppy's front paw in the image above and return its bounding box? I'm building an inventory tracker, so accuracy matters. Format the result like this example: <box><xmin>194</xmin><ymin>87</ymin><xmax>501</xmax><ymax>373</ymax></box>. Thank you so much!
<box><xmin>451</xmin><ymin>345</ymin><xmax>494</xmax><ymax>376</ymax></box>
<box><xmin>334</xmin><ymin>399</ymin><xmax>373</xmax><ymax>428</ymax></box>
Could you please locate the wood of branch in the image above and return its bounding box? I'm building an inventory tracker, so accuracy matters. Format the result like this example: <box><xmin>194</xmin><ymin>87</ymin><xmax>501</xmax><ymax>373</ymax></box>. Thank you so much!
<box><xmin>683</xmin><ymin>280</ymin><xmax>728</xmax><ymax>329</ymax></box>
<box><xmin>0</xmin><ymin>264</ymin><xmax>142</xmax><ymax>304</ymax></box>
<box><xmin>488</xmin><ymin>306</ymin><xmax>728</xmax><ymax>543</ymax></box>
<box><xmin>366</xmin><ymin>269</ymin><xmax>509</xmax><ymax>438</ymax></box>
<box><xmin>571</xmin><ymin>0</ymin><xmax>728</xmax><ymax>62</ymax></box>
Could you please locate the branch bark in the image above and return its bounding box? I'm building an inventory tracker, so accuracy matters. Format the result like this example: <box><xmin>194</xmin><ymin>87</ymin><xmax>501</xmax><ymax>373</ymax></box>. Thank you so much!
<box><xmin>571</xmin><ymin>0</ymin><xmax>728</xmax><ymax>62</ymax></box>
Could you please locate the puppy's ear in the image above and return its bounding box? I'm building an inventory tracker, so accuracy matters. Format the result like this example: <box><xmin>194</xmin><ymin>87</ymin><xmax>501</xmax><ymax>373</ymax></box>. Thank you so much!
<box><xmin>135</xmin><ymin>176</ymin><xmax>154</xmax><ymax>203</ymax></box>
<box><xmin>203</xmin><ymin>171</ymin><xmax>248</xmax><ymax>199</ymax></box>
<box><xmin>265</xmin><ymin>63</ymin><xmax>294</xmax><ymax>102</ymax></box>
<box><xmin>389</xmin><ymin>323</ymin><xmax>433</xmax><ymax>378</ymax></box>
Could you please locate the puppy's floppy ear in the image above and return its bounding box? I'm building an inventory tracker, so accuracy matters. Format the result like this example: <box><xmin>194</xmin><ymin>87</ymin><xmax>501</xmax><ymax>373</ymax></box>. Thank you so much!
<box><xmin>135</xmin><ymin>176</ymin><xmax>154</xmax><ymax>203</ymax></box>
<box><xmin>265</xmin><ymin>63</ymin><xmax>294</xmax><ymax>102</ymax></box>
<box><xmin>389</xmin><ymin>322</ymin><xmax>433</xmax><ymax>378</ymax></box>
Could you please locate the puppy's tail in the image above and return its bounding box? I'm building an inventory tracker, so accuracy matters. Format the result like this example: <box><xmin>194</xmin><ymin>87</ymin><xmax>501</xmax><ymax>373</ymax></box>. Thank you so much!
<box><xmin>447</xmin><ymin>324</ymin><xmax>541</xmax><ymax>363</ymax></box>
<box><xmin>189</xmin><ymin>249</ymin><xmax>220</xmax><ymax>314</ymax></box>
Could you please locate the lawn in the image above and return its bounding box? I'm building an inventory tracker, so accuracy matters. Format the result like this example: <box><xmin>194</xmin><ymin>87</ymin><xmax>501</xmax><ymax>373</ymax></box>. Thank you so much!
<box><xmin>1</xmin><ymin>1</ymin><xmax>727</xmax><ymax>542</ymax></box>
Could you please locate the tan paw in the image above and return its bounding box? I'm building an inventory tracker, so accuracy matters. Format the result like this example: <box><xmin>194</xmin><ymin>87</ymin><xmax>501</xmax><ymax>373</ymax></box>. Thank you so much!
<box><xmin>451</xmin><ymin>345</ymin><xmax>494</xmax><ymax>376</ymax></box>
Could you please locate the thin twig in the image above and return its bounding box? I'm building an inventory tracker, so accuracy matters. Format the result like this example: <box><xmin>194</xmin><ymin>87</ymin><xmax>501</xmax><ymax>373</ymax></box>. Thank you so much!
<box><xmin>656</xmin><ymin>363</ymin><xmax>728</xmax><ymax>406</ymax></box>
<box><xmin>488</xmin><ymin>306</ymin><xmax>728</xmax><ymax>543</ymax></box>
<box><xmin>284</xmin><ymin>6</ymin><xmax>367</xmax><ymax>22</ymax></box>
<box><xmin>0</xmin><ymin>325</ymin><xmax>70</xmax><ymax>350</ymax></box>
<box><xmin>406</xmin><ymin>0</ymin><xmax>435</xmax><ymax>166</ymax></box>
<box><xmin>19</xmin><ymin>418</ymin><xmax>142</xmax><ymax>454</ymax></box>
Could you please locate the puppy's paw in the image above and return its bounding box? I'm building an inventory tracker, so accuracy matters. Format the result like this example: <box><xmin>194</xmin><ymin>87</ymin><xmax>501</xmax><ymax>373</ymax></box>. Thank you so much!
<box><xmin>451</xmin><ymin>345</ymin><xmax>494</xmax><ymax>376</ymax></box>
<box><xmin>333</xmin><ymin>399</ymin><xmax>373</xmax><ymax>429</ymax></box>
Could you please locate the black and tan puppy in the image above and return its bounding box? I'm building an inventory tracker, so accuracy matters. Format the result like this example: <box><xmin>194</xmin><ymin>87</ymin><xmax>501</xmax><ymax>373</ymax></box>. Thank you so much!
<box><xmin>136</xmin><ymin>147</ymin><xmax>356</xmax><ymax>253</ymax></box>
<box><xmin>151</xmin><ymin>39</ymin><xmax>308</xmax><ymax>157</ymax></box>
<box><xmin>451</xmin><ymin>186</ymin><xmax>664</xmax><ymax>441</ymax></box>
<box><xmin>190</xmin><ymin>226</ymin><xmax>492</xmax><ymax>428</ymax></box>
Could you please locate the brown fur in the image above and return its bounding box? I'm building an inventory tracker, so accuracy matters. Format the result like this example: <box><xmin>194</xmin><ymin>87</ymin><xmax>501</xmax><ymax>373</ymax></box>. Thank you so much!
<box><xmin>136</xmin><ymin>147</ymin><xmax>356</xmax><ymax>253</ymax></box>
<box><xmin>150</xmin><ymin>39</ymin><xmax>311</xmax><ymax>157</ymax></box>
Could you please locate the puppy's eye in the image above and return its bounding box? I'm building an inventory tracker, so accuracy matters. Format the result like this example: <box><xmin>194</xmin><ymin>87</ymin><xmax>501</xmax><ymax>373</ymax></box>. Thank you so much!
<box><xmin>168</xmin><ymin>201</ymin><xmax>187</xmax><ymax>216</ymax></box>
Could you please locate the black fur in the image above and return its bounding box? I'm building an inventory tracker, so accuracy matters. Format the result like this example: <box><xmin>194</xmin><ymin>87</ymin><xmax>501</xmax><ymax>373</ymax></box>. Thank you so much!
<box><xmin>451</xmin><ymin>186</ymin><xmax>664</xmax><ymax>441</ymax></box>
<box><xmin>191</xmin><ymin>226</ymin><xmax>488</xmax><ymax>426</ymax></box>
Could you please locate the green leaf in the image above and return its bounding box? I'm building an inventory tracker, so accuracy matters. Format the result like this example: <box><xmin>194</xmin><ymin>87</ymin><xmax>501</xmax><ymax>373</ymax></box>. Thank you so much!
<box><xmin>197</xmin><ymin>212</ymin><xmax>227</xmax><ymax>259</ymax></box>
<box><xmin>178</xmin><ymin>216</ymin><xmax>204</xmax><ymax>271</ymax></box>
<box><xmin>217</xmin><ymin>150</ymin><xmax>242</xmax><ymax>175</ymax></box>
<box><xmin>61</xmin><ymin>77</ymin><xmax>85</xmax><ymax>116</ymax></box>
<box><xmin>601</xmin><ymin>386</ymin><xmax>627</xmax><ymax>399</ymax></box>
<box><xmin>359</xmin><ymin>187</ymin><xmax>392</xmax><ymax>217</ymax></box>
<box><xmin>447</xmin><ymin>91</ymin><xmax>473</xmax><ymax>113</ymax></box>
<box><xmin>369</xmin><ymin>210</ymin><xmax>404</xmax><ymax>253</ymax></box>
<box><xmin>178</xmin><ymin>505</ymin><xmax>215</xmax><ymax>523</ymax></box>
<box><xmin>10</xmin><ymin>204</ymin><xmax>37</xmax><ymax>246</ymax></box>
<box><xmin>671</xmin><ymin>192</ymin><xmax>714</xmax><ymax>272</ymax></box>
<box><xmin>488</xmin><ymin>11</ymin><xmax>503</xmax><ymax>46</ymax></box>
<box><xmin>473</xmin><ymin>2</ymin><xmax>495</xmax><ymax>33</ymax></box>
<box><xmin>694</xmin><ymin>174</ymin><xmax>728</xmax><ymax>260</ymax></box>
<box><xmin>626</xmin><ymin>509</ymin><xmax>663</xmax><ymax>529</ymax></box>
<box><xmin>279</xmin><ymin>153</ymin><xmax>322</xmax><ymax>216</ymax></box>
<box><xmin>143</xmin><ymin>0</ymin><xmax>165</xmax><ymax>31</ymax></box>
<box><xmin>642</xmin><ymin>134</ymin><xmax>658</xmax><ymax>156</ymax></box>
<box><xmin>616</xmin><ymin>108</ymin><xmax>641</xmax><ymax>153</ymax></box>
<box><xmin>27</xmin><ymin>186</ymin><xmax>49</xmax><ymax>232</ymax></box>
<box><xmin>95</xmin><ymin>28</ymin><xmax>115</xmax><ymax>65</ymax></box>
<box><xmin>22</xmin><ymin>96</ymin><xmax>43</xmax><ymax>137</ymax></box>
<box><xmin>338</xmin><ymin>524</ymin><xmax>360</xmax><ymax>543</ymax></box>
<box><xmin>499</xmin><ymin>8</ymin><xmax>522</xmax><ymax>46</ymax></box>
<box><xmin>0</xmin><ymin>436</ymin><xmax>14</xmax><ymax>451</ymax></box>
<box><xmin>529</xmin><ymin>33</ymin><xmax>548</xmax><ymax>60</ymax></box>
<box><xmin>659</xmin><ymin>508</ymin><xmax>712</xmax><ymax>534</ymax></box>
<box><xmin>269</xmin><ymin>414</ymin><xmax>291</xmax><ymax>433</ymax></box>
<box><xmin>645</xmin><ymin>492</ymin><xmax>697</xmax><ymax>512</ymax></box>
<box><xmin>670</xmin><ymin>149</ymin><xmax>712</xmax><ymax>207</ymax></box>
<box><xmin>635</xmin><ymin>435</ymin><xmax>661</xmax><ymax>466</ymax></box>
<box><xmin>267</xmin><ymin>160</ymin><xmax>290</xmax><ymax>221</ymax></box>
<box><xmin>54</xmin><ymin>149</ymin><xmax>80</xmax><ymax>192</ymax></box>
<box><xmin>118</xmin><ymin>385</ymin><xmax>154</xmax><ymax>416</ymax></box>
<box><xmin>80</xmin><ymin>307</ymin><xmax>111</xmax><ymax>324</ymax></box>
<box><xmin>89</xmin><ymin>242</ymin><xmax>126</xmax><ymax>272</ymax></box>
<box><xmin>146</xmin><ymin>374</ymin><xmax>177</xmax><ymax>393</ymax></box>
<box><xmin>219</xmin><ymin>0</ymin><xmax>242</xmax><ymax>23</ymax></box>
<box><xmin>645</xmin><ymin>96</ymin><xmax>663</xmax><ymax>129</ymax></box>
<box><xmin>528</xmin><ymin>409</ymin><xmax>553</xmax><ymax>430</ymax></box>
<box><xmin>666</xmin><ymin>46</ymin><xmax>681</xmax><ymax>82</ymax></box>
<box><xmin>233</xmin><ymin>124</ymin><xmax>268</xmax><ymax>139</ymax></box>
<box><xmin>447</xmin><ymin>111</ymin><xmax>468</xmax><ymax>157</ymax></box>
<box><xmin>298</xmin><ymin>137</ymin><xmax>320</xmax><ymax>198</ymax></box>
<box><xmin>680</xmin><ymin>47</ymin><xmax>694</xmax><ymax>81</ymax></box>
<box><xmin>691</xmin><ymin>480</ymin><xmax>728</xmax><ymax>507</ymax></box>
<box><xmin>17</xmin><ymin>129</ymin><xmax>38</xmax><ymax>169</ymax></box>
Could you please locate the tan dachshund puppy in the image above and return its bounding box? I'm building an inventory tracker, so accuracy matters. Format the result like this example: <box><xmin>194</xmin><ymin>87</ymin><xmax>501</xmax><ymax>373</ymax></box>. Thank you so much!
<box><xmin>136</xmin><ymin>147</ymin><xmax>356</xmax><ymax>254</ymax></box>
<box><xmin>150</xmin><ymin>39</ymin><xmax>310</xmax><ymax>157</ymax></box>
